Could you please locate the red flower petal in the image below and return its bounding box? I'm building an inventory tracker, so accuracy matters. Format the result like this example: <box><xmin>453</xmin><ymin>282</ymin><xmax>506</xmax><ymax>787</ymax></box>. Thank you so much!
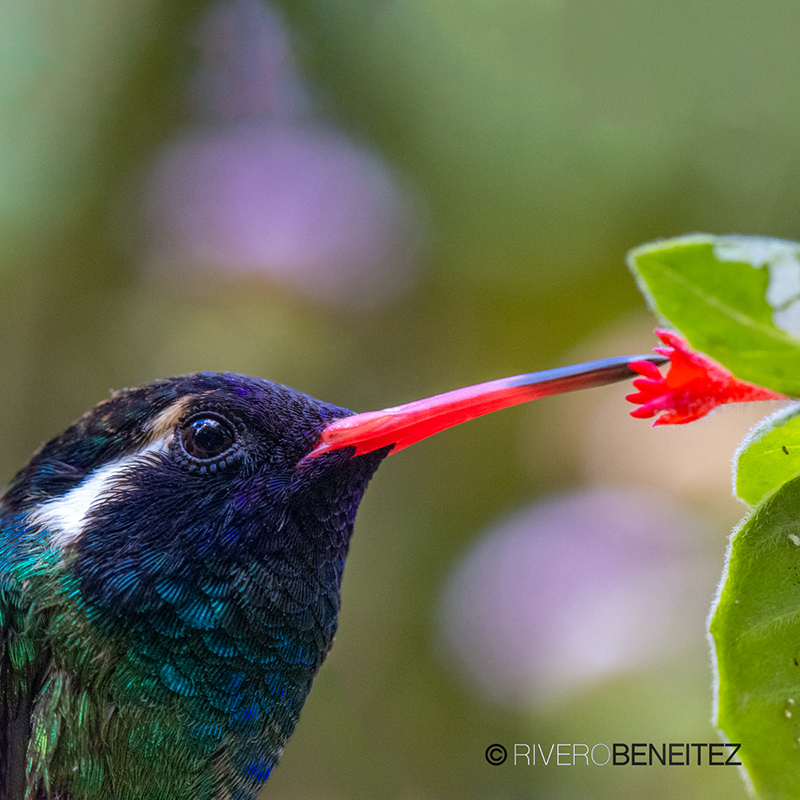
<box><xmin>626</xmin><ymin>329</ymin><xmax>786</xmax><ymax>426</ymax></box>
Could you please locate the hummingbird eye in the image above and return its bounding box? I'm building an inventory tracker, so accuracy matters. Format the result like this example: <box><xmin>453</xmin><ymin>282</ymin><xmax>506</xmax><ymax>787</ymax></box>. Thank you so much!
<box><xmin>176</xmin><ymin>413</ymin><xmax>239</xmax><ymax>471</ymax></box>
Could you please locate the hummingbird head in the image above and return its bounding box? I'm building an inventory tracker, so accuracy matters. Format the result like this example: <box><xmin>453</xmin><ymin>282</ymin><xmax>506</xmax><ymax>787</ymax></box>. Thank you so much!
<box><xmin>2</xmin><ymin>356</ymin><xmax>665</xmax><ymax>618</ymax></box>
<box><xmin>2</xmin><ymin>372</ymin><xmax>388</xmax><ymax>617</ymax></box>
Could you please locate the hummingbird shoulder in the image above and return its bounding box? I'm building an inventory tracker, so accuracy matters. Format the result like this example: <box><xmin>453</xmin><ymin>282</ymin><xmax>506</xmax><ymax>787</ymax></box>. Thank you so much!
<box><xmin>0</xmin><ymin>372</ymin><xmax>386</xmax><ymax>800</ymax></box>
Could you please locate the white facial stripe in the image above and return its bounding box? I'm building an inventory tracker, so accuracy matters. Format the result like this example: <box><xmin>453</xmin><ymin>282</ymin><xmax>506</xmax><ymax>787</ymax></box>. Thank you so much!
<box><xmin>30</xmin><ymin>439</ymin><xmax>170</xmax><ymax>548</ymax></box>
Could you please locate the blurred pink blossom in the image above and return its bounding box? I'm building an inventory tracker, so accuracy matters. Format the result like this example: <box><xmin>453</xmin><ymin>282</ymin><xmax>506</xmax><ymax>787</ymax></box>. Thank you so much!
<box><xmin>139</xmin><ymin>0</ymin><xmax>424</xmax><ymax>307</ymax></box>
<box><xmin>438</xmin><ymin>488</ymin><xmax>716</xmax><ymax>706</ymax></box>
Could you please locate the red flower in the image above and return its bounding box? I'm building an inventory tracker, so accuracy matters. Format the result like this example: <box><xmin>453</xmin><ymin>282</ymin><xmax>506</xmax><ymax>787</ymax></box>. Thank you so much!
<box><xmin>626</xmin><ymin>329</ymin><xmax>786</xmax><ymax>425</ymax></box>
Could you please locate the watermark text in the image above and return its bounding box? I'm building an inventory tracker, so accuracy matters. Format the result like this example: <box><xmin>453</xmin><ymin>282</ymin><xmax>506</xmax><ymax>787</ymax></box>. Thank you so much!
<box><xmin>485</xmin><ymin>742</ymin><xmax>742</xmax><ymax>767</ymax></box>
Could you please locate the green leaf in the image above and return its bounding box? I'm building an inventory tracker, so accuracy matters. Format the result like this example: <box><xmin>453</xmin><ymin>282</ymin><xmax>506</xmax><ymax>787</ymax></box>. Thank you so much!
<box><xmin>627</xmin><ymin>234</ymin><xmax>800</xmax><ymax>395</ymax></box>
<box><xmin>735</xmin><ymin>403</ymin><xmax>800</xmax><ymax>506</ymax></box>
<box><xmin>629</xmin><ymin>234</ymin><xmax>800</xmax><ymax>797</ymax></box>
<box><xmin>709</xmin><ymin>475</ymin><xmax>800</xmax><ymax>799</ymax></box>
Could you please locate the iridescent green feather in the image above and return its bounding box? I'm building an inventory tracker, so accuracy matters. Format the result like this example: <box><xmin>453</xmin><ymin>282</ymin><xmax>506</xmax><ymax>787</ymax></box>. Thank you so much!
<box><xmin>26</xmin><ymin>670</ymin><xmax>71</xmax><ymax>798</ymax></box>
<box><xmin>0</xmin><ymin>570</ymin><xmax>49</xmax><ymax>799</ymax></box>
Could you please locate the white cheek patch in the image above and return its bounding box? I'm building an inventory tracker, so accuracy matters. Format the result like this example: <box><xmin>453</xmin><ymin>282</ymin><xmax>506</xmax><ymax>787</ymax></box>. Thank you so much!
<box><xmin>30</xmin><ymin>438</ymin><xmax>171</xmax><ymax>549</ymax></box>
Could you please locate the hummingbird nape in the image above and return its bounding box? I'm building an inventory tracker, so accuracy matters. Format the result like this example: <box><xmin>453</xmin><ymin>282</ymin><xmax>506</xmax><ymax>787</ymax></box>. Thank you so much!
<box><xmin>0</xmin><ymin>354</ymin><xmax>664</xmax><ymax>800</ymax></box>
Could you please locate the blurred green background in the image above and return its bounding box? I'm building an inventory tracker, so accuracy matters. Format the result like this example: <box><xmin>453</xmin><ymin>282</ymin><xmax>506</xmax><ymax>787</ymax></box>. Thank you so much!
<box><xmin>3</xmin><ymin>1</ymin><xmax>798</xmax><ymax>797</ymax></box>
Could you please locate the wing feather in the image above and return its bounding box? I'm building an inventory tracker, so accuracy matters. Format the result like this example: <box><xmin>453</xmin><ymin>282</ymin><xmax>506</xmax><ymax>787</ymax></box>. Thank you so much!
<box><xmin>0</xmin><ymin>571</ymin><xmax>49</xmax><ymax>800</ymax></box>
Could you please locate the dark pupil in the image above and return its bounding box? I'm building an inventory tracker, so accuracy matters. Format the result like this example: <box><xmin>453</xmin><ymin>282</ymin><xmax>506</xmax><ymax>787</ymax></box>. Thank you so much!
<box><xmin>183</xmin><ymin>418</ymin><xmax>233</xmax><ymax>460</ymax></box>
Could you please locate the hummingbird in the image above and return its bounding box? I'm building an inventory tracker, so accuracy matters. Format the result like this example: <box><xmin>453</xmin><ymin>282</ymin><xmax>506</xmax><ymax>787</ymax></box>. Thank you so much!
<box><xmin>0</xmin><ymin>354</ymin><xmax>665</xmax><ymax>800</ymax></box>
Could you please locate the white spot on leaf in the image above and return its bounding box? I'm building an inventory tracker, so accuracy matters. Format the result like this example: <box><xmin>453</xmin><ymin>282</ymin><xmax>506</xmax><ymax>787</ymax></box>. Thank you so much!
<box><xmin>714</xmin><ymin>236</ymin><xmax>800</xmax><ymax>336</ymax></box>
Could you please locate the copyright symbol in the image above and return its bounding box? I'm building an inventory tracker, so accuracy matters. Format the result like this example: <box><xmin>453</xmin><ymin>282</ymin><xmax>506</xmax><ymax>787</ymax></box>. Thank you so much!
<box><xmin>485</xmin><ymin>743</ymin><xmax>507</xmax><ymax>765</ymax></box>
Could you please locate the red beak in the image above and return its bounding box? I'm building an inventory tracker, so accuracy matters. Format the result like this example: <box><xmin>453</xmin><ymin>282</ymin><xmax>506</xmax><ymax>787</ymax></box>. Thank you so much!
<box><xmin>306</xmin><ymin>354</ymin><xmax>668</xmax><ymax>459</ymax></box>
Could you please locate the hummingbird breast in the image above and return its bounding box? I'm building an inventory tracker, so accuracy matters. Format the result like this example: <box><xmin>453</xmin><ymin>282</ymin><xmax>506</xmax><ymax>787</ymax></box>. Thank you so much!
<box><xmin>23</xmin><ymin>546</ymin><xmax>343</xmax><ymax>800</ymax></box>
